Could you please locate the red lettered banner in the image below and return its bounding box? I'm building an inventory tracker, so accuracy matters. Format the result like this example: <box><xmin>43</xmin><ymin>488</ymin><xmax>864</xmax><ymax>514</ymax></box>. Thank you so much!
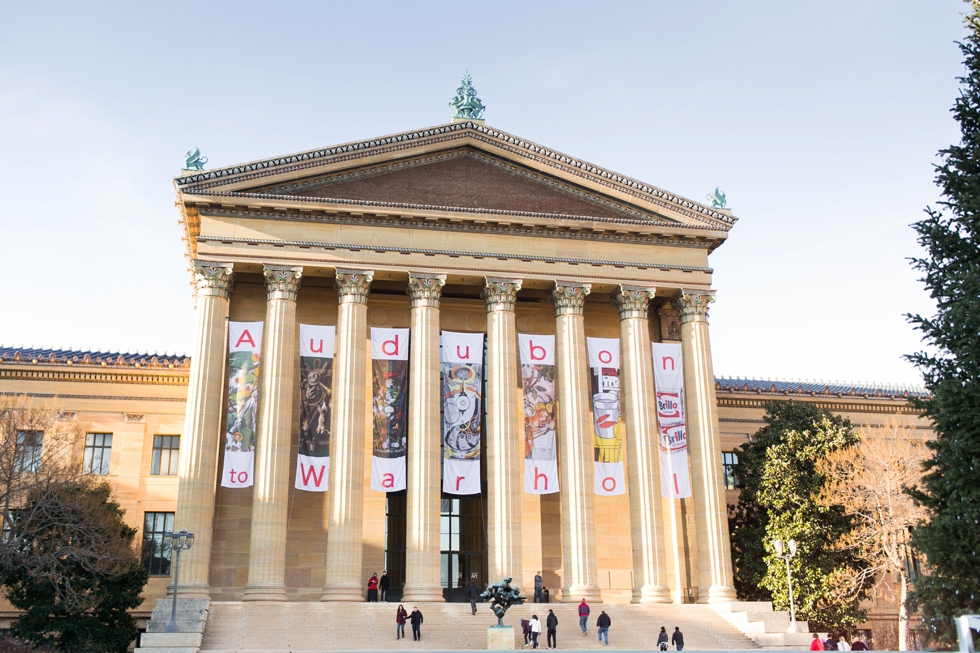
<box><xmin>370</xmin><ymin>328</ymin><xmax>410</xmax><ymax>492</ymax></box>
<box><xmin>222</xmin><ymin>322</ymin><xmax>263</xmax><ymax>489</ymax></box>
<box><xmin>295</xmin><ymin>325</ymin><xmax>335</xmax><ymax>492</ymax></box>
<box><xmin>519</xmin><ymin>334</ymin><xmax>559</xmax><ymax>494</ymax></box>
<box><xmin>442</xmin><ymin>331</ymin><xmax>484</xmax><ymax>495</ymax></box>
<box><xmin>652</xmin><ymin>343</ymin><xmax>692</xmax><ymax>498</ymax></box>
<box><xmin>588</xmin><ymin>337</ymin><xmax>626</xmax><ymax>496</ymax></box>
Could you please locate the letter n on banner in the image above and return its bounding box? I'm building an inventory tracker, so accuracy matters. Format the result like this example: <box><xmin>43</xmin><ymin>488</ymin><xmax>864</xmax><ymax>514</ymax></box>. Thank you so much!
<box><xmin>519</xmin><ymin>334</ymin><xmax>558</xmax><ymax>494</ymax></box>
<box><xmin>370</xmin><ymin>328</ymin><xmax>410</xmax><ymax>492</ymax></box>
<box><xmin>587</xmin><ymin>337</ymin><xmax>626</xmax><ymax>496</ymax></box>
<box><xmin>652</xmin><ymin>342</ymin><xmax>692</xmax><ymax>498</ymax></box>
<box><xmin>295</xmin><ymin>325</ymin><xmax>335</xmax><ymax>491</ymax></box>
<box><xmin>222</xmin><ymin>321</ymin><xmax>263</xmax><ymax>488</ymax></box>
<box><xmin>442</xmin><ymin>331</ymin><xmax>484</xmax><ymax>495</ymax></box>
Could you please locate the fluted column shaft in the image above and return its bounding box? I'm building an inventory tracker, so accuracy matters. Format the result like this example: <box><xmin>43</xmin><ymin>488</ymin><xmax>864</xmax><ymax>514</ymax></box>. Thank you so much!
<box><xmin>613</xmin><ymin>286</ymin><xmax>671</xmax><ymax>604</ymax></box>
<box><xmin>321</xmin><ymin>269</ymin><xmax>374</xmax><ymax>601</ymax></box>
<box><xmin>483</xmin><ymin>278</ymin><xmax>524</xmax><ymax>583</ymax></box>
<box><xmin>173</xmin><ymin>261</ymin><xmax>233</xmax><ymax>598</ymax></box>
<box><xmin>402</xmin><ymin>273</ymin><xmax>446</xmax><ymax>603</ymax></box>
<box><xmin>674</xmin><ymin>291</ymin><xmax>736</xmax><ymax>603</ymax></box>
<box><xmin>244</xmin><ymin>266</ymin><xmax>302</xmax><ymax>601</ymax></box>
<box><xmin>550</xmin><ymin>281</ymin><xmax>601</xmax><ymax>603</ymax></box>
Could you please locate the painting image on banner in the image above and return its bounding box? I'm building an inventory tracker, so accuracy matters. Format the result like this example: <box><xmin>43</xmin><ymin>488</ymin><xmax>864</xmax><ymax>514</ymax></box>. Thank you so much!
<box><xmin>652</xmin><ymin>342</ymin><xmax>692</xmax><ymax>499</ymax></box>
<box><xmin>519</xmin><ymin>334</ymin><xmax>558</xmax><ymax>494</ymax></box>
<box><xmin>442</xmin><ymin>331</ymin><xmax>484</xmax><ymax>495</ymax></box>
<box><xmin>222</xmin><ymin>321</ymin><xmax>263</xmax><ymax>488</ymax></box>
<box><xmin>370</xmin><ymin>328</ymin><xmax>410</xmax><ymax>492</ymax></box>
<box><xmin>296</xmin><ymin>325</ymin><xmax>335</xmax><ymax>492</ymax></box>
<box><xmin>587</xmin><ymin>337</ymin><xmax>625</xmax><ymax>496</ymax></box>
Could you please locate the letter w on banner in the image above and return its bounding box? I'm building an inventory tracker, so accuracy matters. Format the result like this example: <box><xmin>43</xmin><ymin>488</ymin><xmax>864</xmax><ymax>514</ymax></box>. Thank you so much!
<box><xmin>519</xmin><ymin>334</ymin><xmax>558</xmax><ymax>494</ymax></box>
<box><xmin>587</xmin><ymin>338</ymin><xmax>625</xmax><ymax>496</ymax></box>
<box><xmin>222</xmin><ymin>322</ymin><xmax>263</xmax><ymax>488</ymax></box>
<box><xmin>442</xmin><ymin>331</ymin><xmax>484</xmax><ymax>495</ymax></box>
<box><xmin>652</xmin><ymin>343</ymin><xmax>692</xmax><ymax>498</ymax></box>
<box><xmin>370</xmin><ymin>328</ymin><xmax>410</xmax><ymax>492</ymax></box>
<box><xmin>295</xmin><ymin>325</ymin><xmax>335</xmax><ymax>492</ymax></box>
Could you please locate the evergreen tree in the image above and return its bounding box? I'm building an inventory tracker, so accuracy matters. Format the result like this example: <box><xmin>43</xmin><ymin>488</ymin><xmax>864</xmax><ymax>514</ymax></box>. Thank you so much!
<box><xmin>906</xmin><ymin>3</ymin><xmax>980</xmax><ymax>647</ymax></box>
<box><xmin>3</xmin><ymin>482</ymin><xmax>148</xmax><ymax>653</ymax></box>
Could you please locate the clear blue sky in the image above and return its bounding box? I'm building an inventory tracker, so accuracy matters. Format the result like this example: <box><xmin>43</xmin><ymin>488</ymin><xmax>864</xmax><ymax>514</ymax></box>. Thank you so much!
<box><xmin>0</xmin><ymin>1</ymin><xmax>967</xmax><ymax>384</ymax></box>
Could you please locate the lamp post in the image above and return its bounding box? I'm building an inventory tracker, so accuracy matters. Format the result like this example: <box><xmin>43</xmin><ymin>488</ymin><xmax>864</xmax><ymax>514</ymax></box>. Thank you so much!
<box><xmin>164</xmin><ymin>530</ymin><xmax>195</xmax><ymax>634</ymax></box>
<box><xmin>773</xmin><ymin>538</ymin><xmax>798</xmax><ymax>633</ymax></box>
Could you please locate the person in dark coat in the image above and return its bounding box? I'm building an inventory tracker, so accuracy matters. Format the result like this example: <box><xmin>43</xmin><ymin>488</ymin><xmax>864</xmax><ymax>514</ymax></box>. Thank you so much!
<box><xmin>395</xmin><ymin>604</ymin><xmax>407</xmax><ymax>639</ymax></box>
<box><xmin>379</xmin><ymin>571</ymin><xmax>390</xmax><ymax>602</ymax></box>
<box><xmin>410</xmin><ymin>606</ymin><xmax>424</xmax><ymax>641</ymax></box>
<box><xmin>468</xmin><ymin>581</ymin><xmax>480</xmax><ymax>615</ymax></box>
<box><xmin>546</xmin><ymin>609</ymin><xmax>558</xmax><ymax>650</ymax></box>
<box><xmin>672</xmin><ymin>627</ymin><xmax>685</xmax><ymax>651</ymax></box>
<box><xmin>657</xmin><ymin>626</ymin><xmax>669</xmax><ymax>651</ymax></box>
<box><xmin>521</xmin><ymin>618</ymin><xmax>531</xmax><ymax>647</ymax></box>
<box><xmin>534</xmin><ymin>571</ymin><xmax>544</xmax><ymax>603</ymax></box>
<box><xmin>596</xmin><ymin>611</ymin><xmax>611</xmax><ymax>646</ymax></box>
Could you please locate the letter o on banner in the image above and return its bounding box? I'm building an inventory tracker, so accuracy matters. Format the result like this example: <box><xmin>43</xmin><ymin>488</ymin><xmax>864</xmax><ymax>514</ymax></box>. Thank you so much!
<box><xmin>598</xmin><ymin>349</ymin><xmax>613</xmax><ymax>365</ymax></box>
<box><xmin>601</xmin><ymin>476</ymin><xmax>616</xmax><ymax>493</ymax></box>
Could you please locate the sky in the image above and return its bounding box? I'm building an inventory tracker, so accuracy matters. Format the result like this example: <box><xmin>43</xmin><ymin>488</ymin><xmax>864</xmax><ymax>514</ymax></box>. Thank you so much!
<box><xmin>0</xmin><ymin>1</ymin><xmax>968</xmax><ymax>385</ymax></box>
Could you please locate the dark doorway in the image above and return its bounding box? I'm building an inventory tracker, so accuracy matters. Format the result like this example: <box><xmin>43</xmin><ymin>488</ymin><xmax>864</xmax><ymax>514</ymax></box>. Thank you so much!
<box><xmin>385</xmin><ymin>490</ymin><xmax>407</xmax><ymax>602</ymax></box>
<box><xmin>440</xmin><ymin>495</ymin><xmax>488</xmax><ymax>602</ymax></box>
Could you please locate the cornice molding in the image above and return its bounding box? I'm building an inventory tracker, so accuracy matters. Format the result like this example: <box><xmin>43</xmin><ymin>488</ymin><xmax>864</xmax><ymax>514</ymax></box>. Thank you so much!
<box><xmin>0</xmin><ymin>390</ymin><xmax>186</xmax><ymax>403</ymax></box>
<box><xmin>716</xmin><ymin>395</ymin><xmax>924</xmax><ymax>416</ymax></box>
<box><xmin>0</xmin><ymin>366</ymin><xmax>189</xmax><ymax>386</ymax></box>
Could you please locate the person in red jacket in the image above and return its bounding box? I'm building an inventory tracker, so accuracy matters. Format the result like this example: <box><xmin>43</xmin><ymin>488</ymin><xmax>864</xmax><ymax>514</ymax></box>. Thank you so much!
<box><xmin>367</xmin><ymin>572</ymin><xmax>379</xmax><ymax>602</ymax></box>
<box><xmin>578</xmin><ymin>599</ymin><xmax>590</xmax><ymax>635</ymax></box>
<box><xmin>811</xmin><ymin>634</ymin><xmax>826</xmax><ymax>651</ymax></box>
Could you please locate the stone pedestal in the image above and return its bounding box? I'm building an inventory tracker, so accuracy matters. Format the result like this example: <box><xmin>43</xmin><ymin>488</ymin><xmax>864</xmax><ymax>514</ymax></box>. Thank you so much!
<box><xmin>487</xmin><ymin>626</ymin><xmax>516</xmax><ymax>650</ymax></box>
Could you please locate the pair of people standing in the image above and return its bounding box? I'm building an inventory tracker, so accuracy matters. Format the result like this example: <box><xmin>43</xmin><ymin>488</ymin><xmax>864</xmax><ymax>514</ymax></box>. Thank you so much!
<box><xmin>395</xmin><ymin>605</ymin><xmax>423</xmax><ymax>641</ymax></box>
<box><xmin>658</xmin><ymin>626</ymin><xmax>684</xmax><ymax>651</ymax></box>
<box><xmin>522</xmin><ymin>615</ymin><xmax>542</xmax><ymax>649</ymax></box>
<box><xmin>367</xmin><ymin>571</ymin><xmax>390</xmax><ymax>602</ymax></box>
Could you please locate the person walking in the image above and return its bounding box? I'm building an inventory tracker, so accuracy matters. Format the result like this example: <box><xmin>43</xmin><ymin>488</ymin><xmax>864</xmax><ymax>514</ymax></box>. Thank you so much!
<box><xmin>410</xmin><ymin>606</ymin><xmax>423</xmax><ymax>641</ymax></box>
<box><xmin>546</xmin><ymin>609</ymin><xmax>558</xmax><ymax>650</ymax></box>
<box><xmin>379</xmin><ymin>571</ymin><xmax>390</xmax><ymax>602</ymax></box>
<box><xmin>672</xmin><ymin>627</ymin><xmax>685</xmax><ymax>651</ymax></box>
<box><xmin>657</xmin><ymin>626</ymin><xmax>669</xmax><ymax>651</ymax></box>
<box><xmin>367</xmin><ymin>572</ymin><xmax>379</xmax><ymax>602</ymax></box>
<box><xmin>467</xmin><ymin>580</ymin><xmax>480</xmax><ymax>615</ymax></box>
<box><xmin>534</xmin><ymin>571</ymin><xmax>544</xmax><ymax>603</ymax></box>
<box><xmin>521</xmin><ymin>618</ymin><xmax>531</xmax><ymax>648</ymax></box>
<box><xmin>578</xmin><ymin>599</ymin><xmax>590</xmax><ymax>636</ymax></box>
<box><xmin>395</xmin><ymin>604</ymin><xmax>407</xmax><ymax>640</ymax></box>
<box><xmin>530</xmin><ymin>614</ymin><xmax>542</xmax><ymax>649</ymax></box>
<box><xmin>596</xmin><ymin>611</ymin><xmax>610</xmax><ymax>647</ymax></box>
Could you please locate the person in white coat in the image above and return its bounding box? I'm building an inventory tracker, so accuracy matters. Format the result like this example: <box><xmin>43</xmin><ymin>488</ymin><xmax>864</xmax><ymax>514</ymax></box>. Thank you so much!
<box><xmin>529</xmin><ymin>615</ymin><xmax>542</xmax><ymax>649</ymax></box>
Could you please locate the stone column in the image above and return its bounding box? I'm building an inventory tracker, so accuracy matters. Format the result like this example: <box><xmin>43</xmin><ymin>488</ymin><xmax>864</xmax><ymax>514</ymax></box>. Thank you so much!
<box><xmin>612</xmin><ymin>286</ymin><xmax>671</xmax><ymax>604</ymax></box>
<box><xmin>402</xmin><ymin>273</ymin><xmax>446</xmax><ymax>603</ymax></box>
<box><xmin>673</xmin><ymin>290</ymin><xmax>736</xmax><ymax>603</ymax></box>
<box><xmin>173</xmin><ymin>261</ymin><xmax>234</xmax><ymax>598</ymax></box>
<box><xmin>482</xmin><ymin>278</ymin><xmax>523</xmax><ymax>583</ymax></box>
<box><xmin>549</xmin><ymin>281</ymin><xmax>601</xmax><ymax>603</ymax></box>
<box><xmin>243</xmin><ymin>265</ymin><xmax>302</xmax><ymax>602</ymax></box>
<box><xmin>321</xmin><ymin>269</ymin><xmax>374</xmax><ymax>602</ymax></box>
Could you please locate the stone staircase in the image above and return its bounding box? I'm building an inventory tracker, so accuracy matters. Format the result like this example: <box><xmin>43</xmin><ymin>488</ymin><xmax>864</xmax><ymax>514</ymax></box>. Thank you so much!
<box><xmin>197</xmin><ymin>601</ymin><xmax>761</xmax><ymax>651</ymax></box>
<box><xmin>710</xmin><ymin>601</ymin><xmax>818</xmax><ymax>648</ymax></box>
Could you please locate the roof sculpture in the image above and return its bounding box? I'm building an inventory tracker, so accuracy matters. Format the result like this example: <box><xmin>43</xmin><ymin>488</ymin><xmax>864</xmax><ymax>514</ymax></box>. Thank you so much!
<box><xmin>449</xmin><ymin>72</ymin><xmax>485</xmax><ymax>121</ymax></box>
<box><xmin>184</xmin><ymin>147</ymin><xmax>207</xmax><ymax>171</ymax></box>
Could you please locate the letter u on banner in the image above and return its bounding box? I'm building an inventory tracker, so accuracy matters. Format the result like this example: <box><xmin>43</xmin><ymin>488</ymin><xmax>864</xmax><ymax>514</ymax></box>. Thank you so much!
<box><xmin>222</xmin><ymin>321</ymin><xmax>263</xmax><ymax>488</ymax></box>
<box><xmin>519</xmin><ymin>334</ymin><xmax>559</xmax><ymax>494</ymax></box>
<box><xmin>296</xmin><ymin>325</ymin><xmax>335</xmax><ymax>491</ymax></box>
<box><xmin>652</xmin><ymin>342</ymin><xmax>692</xmax><ymax>498</ymax></box>
<box><xmin>442</xmin><ymin>331</ymin><xmax>484</xmax><ymax>495</ymax></box>
<box><xmin>587</xmin><ymin>337</ymin><xmax>625</xmax><ymax>496</ymax></box>
<box><xmin>370</xmin><ymin>328</ymin><xmax>410</xmax><ymax>492</ymax></box>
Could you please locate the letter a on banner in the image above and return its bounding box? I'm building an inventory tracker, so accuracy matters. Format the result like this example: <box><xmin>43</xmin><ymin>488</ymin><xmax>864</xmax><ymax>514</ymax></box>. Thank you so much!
<box><xmin>442</xmin><ymin>331</ymin><xmax>484</xmax><ymax>495</ymax></box>
<box><xmin>222</xmin><ymin>321</ymin><xmax>263</xmax><ymax>488</ymax></box>
<box><xmin>652</xmin><ymin>342</ymin><xmax>692</xmax><ymax>498</ymax></box>
<box><xmin>295</xmin><ymin>325</ymin><xmax>335</xmax><ymax>491</ymax></box>
<box><xmin>587</xmin><ymin>337</ymin><xmax>626</xmax><ymax>496</ymax></box>
<box><xmin>370</xmin><ymin>328</ymin><xmax>410</xmax><ymax>492</ymax></box>
<box><xmin>519</xmin><ymin>334</ymin><xmax>559</xmax><ymax>494</ymax></box>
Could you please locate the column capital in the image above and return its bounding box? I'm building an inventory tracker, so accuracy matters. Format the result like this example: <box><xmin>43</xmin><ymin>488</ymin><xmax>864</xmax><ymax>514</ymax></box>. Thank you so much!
<box><xmin>263</xmin><ymin>265</ymin><xmax>303</xmax><ymax>301</ymax></box>
<box><xmin>335</xmin><ymin>268</ymin><xmax>374</xmax><ymax>305</ymax></box>
<box><xmin>612</xmin><ymin>285</ymin><xmax>656</xmax><ymax>321</ymax></box>
<box><xmin>549</xmin><ymin>281</ymin><xmax>591</xmax><ymax>316</ymax></box>
<box><xmin>482</xmin><ymin>277</ymin><xmax>522</xmax><ymax>312</ymax></box>
<box><xmin>406</xmin><ymin>273</ymin><xmax>446</xmax><ymax>308</ymax></box>
<box><xmin>672</xmin><ymin>290</ymin><xmax>716</xmax><ymax>324</ymax></box>
<box><xmin>193</xmin><ymin>260</ymin><xmax>234</xmax><ymax>299</ymax></box>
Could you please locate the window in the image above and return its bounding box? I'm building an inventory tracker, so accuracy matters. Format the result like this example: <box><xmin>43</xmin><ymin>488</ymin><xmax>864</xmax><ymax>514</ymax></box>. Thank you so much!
<box><xmin>722</xmin><ymin>451</ymin><xmax>739</xmax><ymax>489</ymax></box>
<box><xmin>151</xmin><ymin>435</ymin><xmax>180</xmax><ymax>476</ymax></box>
<box><xmin>141</xmin><ymin>512</ymin><xmax>174</xmax><ymax>576</ymax></box>
<box><xmin>83</xmin><ymin>433</ymin><xmax>112</xmax><ymax>475</ymax></box>
<box><xmin>15</xmin><ymin>430</ymin><xmax>43</xmax><ymax>473</ymax></box>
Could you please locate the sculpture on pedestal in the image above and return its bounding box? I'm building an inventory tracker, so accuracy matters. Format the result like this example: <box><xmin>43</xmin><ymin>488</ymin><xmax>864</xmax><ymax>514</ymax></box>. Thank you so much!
<box><xmin>481</xmin><ymin>576</ymin><xmax>527</xmax><ymax>627</ymax></box>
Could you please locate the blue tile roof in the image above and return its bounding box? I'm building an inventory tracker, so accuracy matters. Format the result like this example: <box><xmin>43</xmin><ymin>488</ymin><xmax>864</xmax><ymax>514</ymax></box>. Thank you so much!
<box><xmin>716</xmin><ymin>377</ymin><xmax>928</xmax><ymax>399</ymax></box>
<box><xmin>0</xmin><ymin>345</ymin><xmax>189</xmax><ymax>368</ymax></box>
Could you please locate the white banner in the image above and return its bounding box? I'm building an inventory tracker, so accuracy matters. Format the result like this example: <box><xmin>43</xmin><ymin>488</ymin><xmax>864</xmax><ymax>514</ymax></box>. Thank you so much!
<box><xmin>370</xmin><ymin>328</ymin><xmax>411</xmax><ymax>492</ymax></box>
<box><xmin>652</xmin><ymin>343</ymin><xmax>692</xmax><ymax>498</ymax></box>
<box><xmin>222</xmin><ymin>321</ymin><xmax>263</xmax><ymax>488</ymax></box>
<box><xmin>587</xmin><ymin>337</ymin><xmax>625</xmax><ymax>496</ymax></box>
<box><xmin>442</xmin><ymin>331</ymin><xmax>483</xmax><ymax>495</ymax></box>
<box><xmin>295</xmin><ymin>325</ymin><xmax>335</xmax><ymax>492</ymax></box>
<box><xmin>519</xmin><ymin>334</ymin><xmax>559</xmax><ymax>494</ymax></box>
